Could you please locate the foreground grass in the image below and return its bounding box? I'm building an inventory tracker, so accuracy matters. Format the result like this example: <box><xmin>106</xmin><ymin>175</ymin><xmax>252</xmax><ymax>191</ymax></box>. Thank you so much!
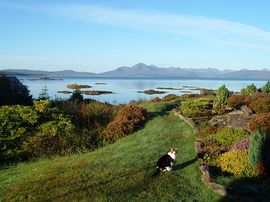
<box><xmin>0</xmin><ymin>102</ymin><xmax>220</xmax><ymax>201</ymax></box>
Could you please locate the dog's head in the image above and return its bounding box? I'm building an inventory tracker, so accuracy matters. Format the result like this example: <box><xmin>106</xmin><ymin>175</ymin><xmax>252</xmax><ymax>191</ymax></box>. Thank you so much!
<box><xmin>168</xmin><ymin>148</ymin><xmax>177</xmax><ymax>159</ymax></box>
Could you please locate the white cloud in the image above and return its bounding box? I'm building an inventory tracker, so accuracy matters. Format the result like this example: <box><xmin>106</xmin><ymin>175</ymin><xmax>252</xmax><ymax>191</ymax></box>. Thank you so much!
<box><xmin>1</xmin><ymin>1</ymin><xmax>270</xmax><ymax>50</ymax></box>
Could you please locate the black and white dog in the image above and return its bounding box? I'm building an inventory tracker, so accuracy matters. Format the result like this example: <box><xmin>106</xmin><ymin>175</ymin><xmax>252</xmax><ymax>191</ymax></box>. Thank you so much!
<box><xmin>154</xmin><ymin>148</ymin><xmax>177</xmax><ymax>175</ymax></box>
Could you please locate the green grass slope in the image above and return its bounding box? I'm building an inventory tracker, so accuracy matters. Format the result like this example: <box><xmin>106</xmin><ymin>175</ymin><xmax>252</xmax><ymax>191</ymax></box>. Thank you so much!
<box><xmin>0</xmin><ymin>102</ymin><xmax>220</xmax><ymax>201</ymax></box>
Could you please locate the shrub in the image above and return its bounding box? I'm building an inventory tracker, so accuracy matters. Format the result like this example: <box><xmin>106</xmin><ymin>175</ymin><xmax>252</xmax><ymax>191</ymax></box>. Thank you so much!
<box><xmin>0</xmin><ymin>106</ymin><xmax>38</xmax><ymax>162</ymax></box>
<box><xmin>248</xmin><ymin>131</ymin><xmax>270</xmax><ymax>175</ymax></box>
<box><xmin>262</xmin><ymin>80</ymin><xmax>270</xmax><ymax>94</ymax></box>
<box><xmin>162</xmin><ymin>94</ymin><xmax>179</xmax><ymax>101</ymax></box>
<box><xmin>250</xmin><ymin>97</ymin><xmax>270</xmax><ymax>113</ymax></box>
<box><xmin>197</xmin><ymin>123</ymin><xmax>217</xmax><ymax>139</ymax></box>
<box><xmin>202</xmin><ymin>138</ymin><xmax>223</xmax><ymax>159</ymax></box>
<box><xmin>21</xmin><ymin>117</ymin><xmax>74</xmax><ymax>159</ymax></box>
<box><xmin>79</xmin><ymin>102</ymin><xmax>117</xmax><ymax>129</ymax></box>
<box><xmin>200</xmin><ymin>89</ymin><xmax>215</xmax><ymax>96</ymax></box>
<box><xmin>216</xmin><ymin>150</ymin><xmax>259</xmax><ymax>178</ymax></box>
<box><xmin>34</xmin><ymin>100</ymin><xmax>51</xmax><ymax>113</ymax></box>
<box><xmin>248</xmin><ymin>112</ymin><xmax>270</xmax><ymax>134</ymax></box>
<box><xmin>241</xmin><ymin>83</ymin><xmax>258</xmax><ymax>95</ymax></box>
<box><xmin>151</xmin><ymin>97</ymin><xmax>162</xmax><ymax>102</ymax></box>
<box><xmin>213</xmin><ymin>85</ymin><xmax>229</xmax><ymax>110</ymax></box>
<box><xmin>210</xmin><ymin>128</ymin><xmax>250</xmax><ymax>147</ymax></box>
<box><xmin>227</xmin><ymin>94</ymin><xmax>247</xmax><ymax>108</ymax></box>
<box><xmin>100</xmin><ymin>105</ymin><xmax>147</xmax><ymax>144</ymax></box>
<box><xmin>244</xmin><ymin>93</ymin><xmax>268</xmax><ymax>107</ymax></box>
<box><xmin>180</xmin><ymin>98</ymin><xmax>211</xmax><ymax>117</ymax></box>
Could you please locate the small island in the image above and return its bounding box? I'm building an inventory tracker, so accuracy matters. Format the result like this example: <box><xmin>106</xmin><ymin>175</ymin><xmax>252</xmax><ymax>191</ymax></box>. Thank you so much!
<box><xmin>138</xmin><ymin>89</ymin><xmax>166</xmax><ymax>95</ymax></box>
<box><xmin>57</xmin><ymin>90</ymin><xmax>113</xmax><ymax>95</ymax></box>
<box><xmin>67</xmin><ymin>84</ymin><xmax>92</xmax><ymax>89</ymax></box>
<box><xmin>81</xmin><ymin>90</ymin><xmax>114</xmax><ymax>95</ymax></box>
<box><xmin>57</xmin><ymin>90</ymin><xmax>72</xmax><ymax>94</ymax></box>
<box><xmin>157</xmin><ymin>87</ymin><xmax>184</xmax><ymax>90</ymax></box>
<box><xmin>95</xmin><ymin>82</ymin><xmax>107</xmax><ymax>85</ymax></box>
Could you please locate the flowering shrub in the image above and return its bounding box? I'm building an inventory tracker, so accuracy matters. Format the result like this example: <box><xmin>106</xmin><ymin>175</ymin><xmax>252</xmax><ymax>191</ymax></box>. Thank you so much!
<box><xmin>229</xmin><ymin>139</ymin><xmax>250</xmax><ymax>151</ymax></box>
<box><xmin>216</xmin><ymin>150</ymin><xmax>259</xmax><ymax>178</ymax></box>
<box><xmin>210</xmin><ymin>128</ymin><xmax>250</xmax><ymax>147</ymax></box>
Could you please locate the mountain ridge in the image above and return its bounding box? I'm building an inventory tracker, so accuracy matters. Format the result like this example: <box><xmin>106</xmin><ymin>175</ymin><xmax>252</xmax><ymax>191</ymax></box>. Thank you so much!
<box><xmin>1</xmin><ymin>63</ymin><xmax>269</xmax><ymax>79</ymax></box>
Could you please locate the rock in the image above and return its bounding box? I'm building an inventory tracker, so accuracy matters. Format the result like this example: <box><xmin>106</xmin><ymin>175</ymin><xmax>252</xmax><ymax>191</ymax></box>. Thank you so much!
<box><xmin>209</xmin><ymin>106</ymin><xmax>253</xmax><ymax>131</ymax></box>
<box><xmin>241</xmin><ymin>105</ymin><xmax>253</xmax><ymax>116</ymax></box>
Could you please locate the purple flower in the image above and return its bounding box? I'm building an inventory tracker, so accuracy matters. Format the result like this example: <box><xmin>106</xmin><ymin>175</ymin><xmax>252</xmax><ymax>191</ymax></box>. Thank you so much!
<box><xmin>229</xmin><ymin>139</ymin><xmax>250</xmax><ymax>151</ymax></box>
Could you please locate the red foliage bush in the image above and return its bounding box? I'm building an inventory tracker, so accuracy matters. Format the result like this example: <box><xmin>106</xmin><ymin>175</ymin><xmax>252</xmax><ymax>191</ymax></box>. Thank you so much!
<box><xmin>100</xmin><ymin>105</ymin><xmax>147</xmax><ymax>144</ymax></box>
<box><xmin>248</xmin><ymin>112</ymin><xmax>270</xmax><ymax>133</ymax></box>
<box><xmin>151</xmin><ymin>97</ymin><xmax>162</xmax><ymax>102</ymax></box>
<box><xmin>79</xmin><ymin>102</ymin><xmax>117</xmax><ymax>129</ymax></box>
<box><xmin>244</xmin><ymin>93</ymin><xmax>268</xmax><ymax>107</ymax></box>
<box><xmin>250</xmin><ymin>97</ymin><xmax>270</xmax><ymax>113</ymax></box>
<box><xmin>162</xmin><ymin>94</ymin><xmax>179</xmax><ymax>101</ymax></box>
<box><xmin>227</xmin><ymin>94</ymin><xmax>248</xmax><ymax>108</ymax></box>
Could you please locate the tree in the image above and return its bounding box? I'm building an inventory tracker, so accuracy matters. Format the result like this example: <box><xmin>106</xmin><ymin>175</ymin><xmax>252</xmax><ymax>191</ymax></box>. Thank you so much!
<box><xmin>262</xmin><ymin>80</ymin><xmax>270</xmax><ymax>94</ymax></box>
<box><xmin>38</xmin><ymin>85</ymin><xmax>50</xmax><ymax>100</ymax></box>
<box><xmin>248</xmin><ymin>130</ymin><xmax>270</xmax><ymax>175</ymax></box>
<box><xmin>69</xmin><ymin>89</ymin><xmax>83</xmax><ymax>102</ymax></box>
<box><xmin>241</xmin><ymin>83</ymin><xmax>258</xmax><ymax>95</ymax></box>
<box><xmin>213</xmin><ymin>85</ymin><xmax>229</xmax><ymax>110</ymax></box>
<box><xmin>0</xmin><ymin>75</ymin><xmax>33</xmax><ymax>106</ymax></box>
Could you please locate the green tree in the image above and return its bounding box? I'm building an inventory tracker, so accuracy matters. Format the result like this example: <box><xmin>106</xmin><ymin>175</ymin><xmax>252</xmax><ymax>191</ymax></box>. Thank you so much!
<box><xmin>0</xmin><ymin>75</ymin><xmax>33</xmax><ymax>106</ymax></box>
<box><xmin>213</xmin><ymin>85</ymin><xmax>229</xmax><ymax>110</ymax></box>
<box><xmin>248</xmin><ymin>131</ymin><xmax>270</xmax><ymax>175</ymax></box>
<box><xmin>262</xmin><ymin>80</ymin><xmax>270</xmax><ymax>94</ymax></box>
<box><xmin>38</xmin><ymin>85</ymin><xmax>49</xmax><ymax>100</ymax></box>
<box><xmin>241</xmin><ymin>83</ymin><xmax>258</xmax><ymax>95</ymax></box>
<box><xmin>69</xmin><ymin>89</ymin><xmax>83</xmax><ymax>102</ymax></box>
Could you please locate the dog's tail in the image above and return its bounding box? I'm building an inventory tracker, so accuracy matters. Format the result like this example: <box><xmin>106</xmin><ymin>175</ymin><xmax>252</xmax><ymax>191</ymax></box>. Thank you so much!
<box><xmin>152</xmin><ymin>167</ymin><xmax>161</xmax><ymax>177</ymax></box>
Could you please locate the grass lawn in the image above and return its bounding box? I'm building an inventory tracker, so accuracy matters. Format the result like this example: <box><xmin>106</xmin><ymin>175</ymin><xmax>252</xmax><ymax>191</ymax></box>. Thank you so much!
<box><xmin>0</xmin><ymin>102</ymin><xmax>221</xmax><ymax>201</ymax></box>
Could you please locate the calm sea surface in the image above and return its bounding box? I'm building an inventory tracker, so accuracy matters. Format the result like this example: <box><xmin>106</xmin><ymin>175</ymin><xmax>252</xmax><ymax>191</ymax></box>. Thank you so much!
<box><xmin>18</xmin><ymin>77</ymin><xmax>268</xmax><ymax>104</ymax></box>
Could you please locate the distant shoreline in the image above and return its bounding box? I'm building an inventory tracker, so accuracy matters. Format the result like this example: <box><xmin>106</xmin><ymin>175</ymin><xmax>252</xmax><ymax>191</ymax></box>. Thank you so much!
<box><xmin>18</xmin><ymin>75</ymin><xmax>269</xmax><ymax>81</ymax></box>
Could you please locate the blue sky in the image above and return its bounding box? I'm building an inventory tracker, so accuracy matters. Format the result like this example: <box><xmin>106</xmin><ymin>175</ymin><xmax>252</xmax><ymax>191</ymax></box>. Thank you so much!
<box><xmin>0</xmin><ymin>0</ymin><xmax>270</xmax><ymax>73</ymax></box>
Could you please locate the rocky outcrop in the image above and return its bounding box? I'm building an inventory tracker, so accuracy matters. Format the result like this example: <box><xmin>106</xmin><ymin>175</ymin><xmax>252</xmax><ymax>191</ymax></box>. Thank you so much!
<box><xmin>209</xmin><ymin>105</ymin><xmax>254</xmax><ymax>131</ymax></box>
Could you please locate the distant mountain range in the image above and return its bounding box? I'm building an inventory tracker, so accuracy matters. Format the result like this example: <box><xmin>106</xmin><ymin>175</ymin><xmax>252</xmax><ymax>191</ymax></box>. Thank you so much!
<box><xmin>1</xmin><ymin>63</ymin><xmax>270</xmax><ymax>79</ymax></box>
<box><xmin>0</xmin><ymin>69</ymin><xmax>96</xmax><ymax>77</ymax></box>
